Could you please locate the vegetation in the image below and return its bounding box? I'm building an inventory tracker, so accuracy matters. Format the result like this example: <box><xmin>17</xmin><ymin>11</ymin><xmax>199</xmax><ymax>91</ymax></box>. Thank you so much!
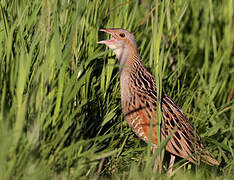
<box><xmin>0</xmin><ymin>0</ymin><xmax>233</xmax><ymax>179</ymax></box>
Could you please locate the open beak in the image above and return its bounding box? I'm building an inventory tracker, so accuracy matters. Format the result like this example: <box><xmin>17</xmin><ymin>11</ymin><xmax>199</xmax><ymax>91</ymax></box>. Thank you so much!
<box><xmin>97</xmin><ymin>29</ymin><xmax>118</xmax><ymax>44</ymax></box>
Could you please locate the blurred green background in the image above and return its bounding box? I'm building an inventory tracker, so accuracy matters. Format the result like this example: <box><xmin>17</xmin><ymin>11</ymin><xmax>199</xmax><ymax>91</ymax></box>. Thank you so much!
<box><xmin>0</xmin><ymin>0</ymin><xmax>233</xmax><ymax>179</ymax></box>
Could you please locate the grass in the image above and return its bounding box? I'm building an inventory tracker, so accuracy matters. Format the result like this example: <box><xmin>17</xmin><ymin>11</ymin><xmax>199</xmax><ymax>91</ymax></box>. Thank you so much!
<box><xmin>0</xmin><ymin>0</ymin><xmax>233</xmax><ymax>179</ymax></box>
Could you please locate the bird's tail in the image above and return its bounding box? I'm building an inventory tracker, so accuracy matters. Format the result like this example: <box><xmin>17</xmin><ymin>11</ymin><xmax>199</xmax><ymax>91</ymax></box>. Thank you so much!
<box><xmin>201</xmin><ymin>150</ymin><xmax>219</xmax><ymax>166</ymax></box>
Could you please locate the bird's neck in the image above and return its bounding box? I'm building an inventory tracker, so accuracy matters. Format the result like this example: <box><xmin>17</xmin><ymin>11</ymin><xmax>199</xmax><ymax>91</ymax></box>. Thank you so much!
<box><xmin>115</xmin><ymin>46</ymin><xmax>140</xmax><ymax>73</ymax></box>
<box><xmin>117</xmin><ymin>46</ymin><xmax>142</xmax><ymax>103</ymax></box>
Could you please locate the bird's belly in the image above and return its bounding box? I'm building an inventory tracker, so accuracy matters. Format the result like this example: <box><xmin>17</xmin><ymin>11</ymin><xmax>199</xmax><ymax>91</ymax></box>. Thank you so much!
<box><xmin>121</xmin><ymin>93</ymin><xmax>158</xmax><ymax>146</ymax></box>
<box><xmin>121</xmin><ymin>95</ymin><xmax>152</xmax><ymax>143</ymax></box>
<box><xmin>125</xmin><ymin>111</ymin><xmax>148</xmax><ymax>142</ymax></box>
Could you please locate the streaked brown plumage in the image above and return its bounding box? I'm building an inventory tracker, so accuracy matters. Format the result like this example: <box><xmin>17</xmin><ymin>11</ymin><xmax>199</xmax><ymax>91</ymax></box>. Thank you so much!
<box><xmin>97</xmin><ymin>28</ymin><xmax>219</xmax><ymax>168</ymax></box>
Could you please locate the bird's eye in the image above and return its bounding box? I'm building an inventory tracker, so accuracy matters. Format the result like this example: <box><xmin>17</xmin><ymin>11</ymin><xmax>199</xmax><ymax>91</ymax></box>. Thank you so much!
<box><xmin>119</xmin><ymin>33</ymin><xmax>125</xmax><ymax>38</ymax></box>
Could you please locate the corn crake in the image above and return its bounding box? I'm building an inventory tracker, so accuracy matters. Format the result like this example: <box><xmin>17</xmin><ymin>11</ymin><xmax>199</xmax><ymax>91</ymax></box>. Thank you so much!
<box><xmin>97</xmin><ymin>28</ymin><xmax>219</xmax><ymax>173</ymax></box>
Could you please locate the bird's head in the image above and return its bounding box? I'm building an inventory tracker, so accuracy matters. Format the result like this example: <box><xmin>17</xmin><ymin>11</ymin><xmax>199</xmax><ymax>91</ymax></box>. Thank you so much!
<box><xmin>97</xmin><ymin>28</ymin><xmax>137</xmax><ymax>60</ymax></box>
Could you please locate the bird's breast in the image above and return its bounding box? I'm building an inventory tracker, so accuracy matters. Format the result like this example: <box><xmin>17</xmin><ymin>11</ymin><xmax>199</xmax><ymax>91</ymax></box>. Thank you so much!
<box><xmin>120</xmin><ymin>74</ymin><xmax>130</xmax><ymax>108</ymax></box>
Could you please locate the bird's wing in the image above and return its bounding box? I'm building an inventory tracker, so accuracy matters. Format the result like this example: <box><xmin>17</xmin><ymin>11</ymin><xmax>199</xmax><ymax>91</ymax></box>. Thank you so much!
<box><xmin>161</xmin><ymin>94</ymin><xmax>202</xmax><ymax>164</ymax></box>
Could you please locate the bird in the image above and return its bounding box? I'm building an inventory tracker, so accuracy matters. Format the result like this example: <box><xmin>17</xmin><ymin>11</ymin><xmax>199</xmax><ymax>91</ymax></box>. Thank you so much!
<box><xmin>97</xmin><ymin>28</ymin><xmax>219</xmax><ymax>171</ymax></box>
